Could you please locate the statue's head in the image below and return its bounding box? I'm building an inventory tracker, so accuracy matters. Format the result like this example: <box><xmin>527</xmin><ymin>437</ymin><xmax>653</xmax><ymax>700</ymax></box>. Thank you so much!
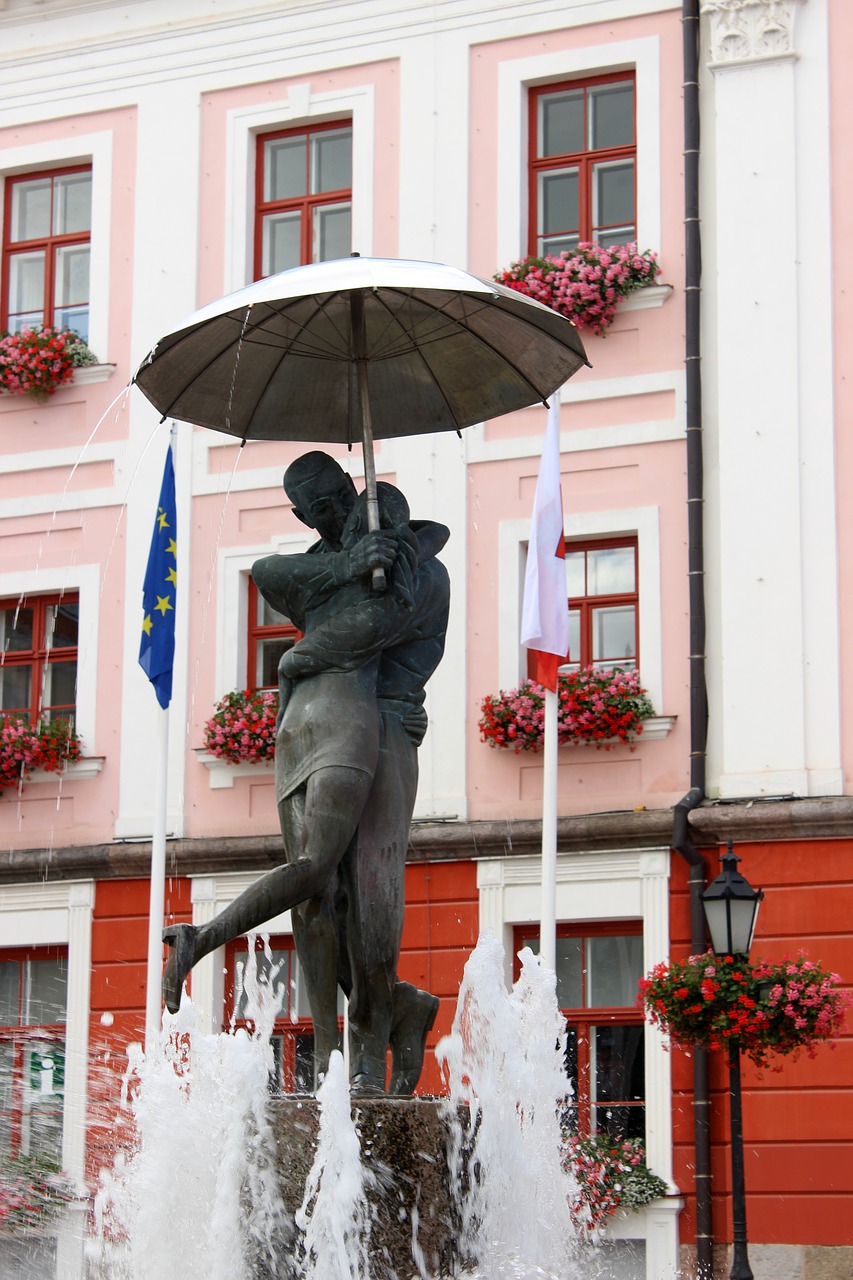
<box><xmin>342</xmin><ymin>482</ymin><xmax>410</xmax><ymax>546</ymax></box>
<box><xmin>283</xmin><ymin>451</ymin><xmax>357</xmax><ymax>548</ymax></box>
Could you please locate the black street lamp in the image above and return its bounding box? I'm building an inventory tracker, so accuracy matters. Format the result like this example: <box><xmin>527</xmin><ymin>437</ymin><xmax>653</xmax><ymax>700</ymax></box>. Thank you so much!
<box><xmin>702</xmin><ymin>842</ymin><xmax>764</xmax><ymax>1280</ymax></box>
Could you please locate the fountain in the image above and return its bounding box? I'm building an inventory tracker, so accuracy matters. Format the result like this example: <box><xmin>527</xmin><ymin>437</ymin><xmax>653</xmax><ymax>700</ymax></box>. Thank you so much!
<box><xmin>81</xmin><ymin>931</ymin><xmax>616</xmax><ymax>1280</ymax></box>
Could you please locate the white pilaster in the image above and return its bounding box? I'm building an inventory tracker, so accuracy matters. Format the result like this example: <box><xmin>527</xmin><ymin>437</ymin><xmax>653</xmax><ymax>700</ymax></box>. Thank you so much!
<box><xmin>62</xmin><ymin>881</ymin><xmax>95</xmax><ymax>1184</ymax></box>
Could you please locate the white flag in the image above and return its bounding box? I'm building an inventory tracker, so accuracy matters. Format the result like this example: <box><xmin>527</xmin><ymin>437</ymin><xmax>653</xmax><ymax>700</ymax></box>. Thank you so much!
<box><xmin>520</xmin><ymin>394</ymin><xmax>569</xmax><ymax>690</ymax></box>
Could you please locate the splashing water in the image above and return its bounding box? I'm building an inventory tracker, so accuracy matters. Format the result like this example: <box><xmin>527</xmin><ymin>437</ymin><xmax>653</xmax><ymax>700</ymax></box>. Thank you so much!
<box><xmin>437</xmin><ymin>931</ymin><xmax>581</xmax><ymax>1280</ymax></box>
<box><xmin>79</xmin><ymin>932</ymin><xmax>641</xmax><ymax>1280</ymax></box>
<box><xmin>88</xmin><ymin>940</ymin><xmax>291</xmax><ymax>1280</ymax></box>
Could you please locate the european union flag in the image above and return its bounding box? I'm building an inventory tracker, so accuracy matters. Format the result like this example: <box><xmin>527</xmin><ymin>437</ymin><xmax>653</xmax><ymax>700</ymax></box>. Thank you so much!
<box><xmin>139</xmin><ymin>447</ymin><xmax>177</xmax><ymax>709</ymax></box>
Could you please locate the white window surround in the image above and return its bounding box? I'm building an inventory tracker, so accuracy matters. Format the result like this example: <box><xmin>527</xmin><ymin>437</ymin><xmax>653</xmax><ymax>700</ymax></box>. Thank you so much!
<box><xmin>0</xmin><ymin>131</ymin><xmax>113</xmax><ymax>362</ymax></box>
<box><xmin>187</xmin><ymin>872</ymin><xmax>295</xmax><ymax>1037</ymax></box>
<box><xmin>497</xmin><ymin>505</ymin><xmax>663</xmax><ymax>712</ymax></box>
<box><xmin>223</xmin><ymin>81</ymin><xmax>376</xmax><ymax>296</ymax></box>
<box><xmin>0</xmin><ymin>879</ymin><xmax>95</xmax><ymax>1185</ymax></box>
<box><xmin>0</xmin><ymin>563</ymin><xmax>100</xmax><ymax>751</ymax></box>
<box><xmin>476</xmin><ymin>848</ymin><xmax>682</xmax><ymax>1279</ymax></box>
<box><xmin>496</xmin><ymin>36</ymin><xmax>662</xmax><ymax>267</ymax></box>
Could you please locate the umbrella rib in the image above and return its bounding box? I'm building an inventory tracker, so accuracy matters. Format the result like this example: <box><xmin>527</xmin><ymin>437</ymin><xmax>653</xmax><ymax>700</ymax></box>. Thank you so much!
<box><xmin>381</xmin><ymin>288</ymin><xmax>568</xmax><ymax>405</ymax></box>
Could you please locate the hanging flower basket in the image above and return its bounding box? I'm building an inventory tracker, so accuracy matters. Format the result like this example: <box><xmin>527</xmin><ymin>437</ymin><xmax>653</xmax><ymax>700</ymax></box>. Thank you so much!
<box><xmin>479</xmin><ymin>667</ymin><xmax>655</xmax><ymax>752</ymax></box>
<box><xmin>563</xmin><ymin>1134</ymin><xmax>668</xmax><ymax>1234</ymax></box>
<box><xmin>203</xmin><ymin>688</ymin><xmax>278</xmax><ymax>764</ymax></box>
<box><xmin>0</xmin><ymin>716</ymin><xmax>82</xmax><ymax>792</ymax></box>
<box><xmin>638</xmin><ymin>951</ymin><xmax>849</xmax><ymax>1069</ymax></box>
<box><xmin>495</xmin><ymin>243</ymin><xmax>660</xmax><ymax>337</ymax></box>
<box><xmin>0</xmin><ymin>327</ymin><xmax>99</xmax><ymax>402</ymax></box>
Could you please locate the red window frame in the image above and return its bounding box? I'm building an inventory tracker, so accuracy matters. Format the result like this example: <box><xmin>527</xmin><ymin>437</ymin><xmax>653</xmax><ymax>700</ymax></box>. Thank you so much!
<box><xmin>1</xmin><ymin>164</ymin><xmax>92</xmax><ymax>334</ymax></box>
<box><xmin>246</xmin><ymin>577</ymin><xmax>300</xmax><ymax>691</ymax></box>
<box><xmin>0</xmin><ymin>945</ymin><xmax>68</xmax><ymax>1161</ymax></box>
<box><xmin>564</xmin><ymin>536</ymin><xmax>638</xmax><ymax>670</ymax></box>
<box><xmin>224</xmin><ymin>935</ymin><xmax>338</xmax><ymax>1095</ymax></box>
<box><xmin>254</xmin><ymin>120</ymin><xmax>352</xmax><ymax>280</ymax></box>
<box><xmin>0</xmin><ymin>593</ymin><xmax>79</xmax><ymax>724</ymax></box>
<box><xmin>528</xmin><ymin>73</ymin><xmax>636</xmax><ymax>257</ymax></box>
<box><xmin>514</xmin><ymin>921</ymin><xmax>645</xmax><ymax>1138</ymax></box>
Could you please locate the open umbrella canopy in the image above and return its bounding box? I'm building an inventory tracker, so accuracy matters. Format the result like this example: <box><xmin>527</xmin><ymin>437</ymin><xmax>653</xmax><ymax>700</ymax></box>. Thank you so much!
<box><xmin>134</xmin><ymin>256</ymin><xmax>589</xmax><ymax>444</ymax></box>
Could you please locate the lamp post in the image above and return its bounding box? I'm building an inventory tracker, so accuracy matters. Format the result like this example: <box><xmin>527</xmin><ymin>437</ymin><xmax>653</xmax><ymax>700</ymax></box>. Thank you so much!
<box><xmin>702</xmin><ymin>841</ymin><xmax>764</xmax><ymax>1280</ymax></box>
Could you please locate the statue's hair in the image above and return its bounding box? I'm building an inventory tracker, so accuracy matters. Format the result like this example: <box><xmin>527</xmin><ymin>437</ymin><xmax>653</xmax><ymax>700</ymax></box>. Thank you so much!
<box><xmin>283</xmin><ymin>451</ymin><xmax>349</xmax><ymax>504</ymax></box>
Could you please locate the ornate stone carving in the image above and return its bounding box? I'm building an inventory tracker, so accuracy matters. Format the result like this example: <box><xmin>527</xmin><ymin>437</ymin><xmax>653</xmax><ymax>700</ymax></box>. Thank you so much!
<box><xmin>702</xmin><ymin>0</ymin><xmax>804</xmax><ymax>66</ymax></box>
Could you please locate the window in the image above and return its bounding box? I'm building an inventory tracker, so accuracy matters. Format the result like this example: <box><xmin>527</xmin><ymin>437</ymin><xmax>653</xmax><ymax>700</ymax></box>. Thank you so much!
<box><xmin>517</xmin><ymin>924</ymin><xmax>645</xmax><ymax>1139</ymax></box>
<box><xmin>0</xmin><ymin>594</ymin><xmax>79</xmax><ymax>725</ymax></box>
<box><xmin>529</xmin><ymin>75</ymin><xmax>635</xmax><ymax>257</ymax></box>
<box><xmin>2</xmin><ymin>166</ymin><xmax>92</xmax><ymax>339</ymax></box>
<box><xmin>564</xmin><ymin>538</ymin><xmax>637</xmax><ymax>671</ymax></box>
<box><xmin>247</xmin><ymin>577</ymin><xmax>300</xmax><ymax>690</ymax></box>
<box><xmin>225</xmin><ymin>936</ymin><xmax>343</xmax><ymax>1094</ymax></box>
<box><xmin>254</xmin><ymin>122</ymin><xmax>352</xmax><ymax>278</ymax></box>
<box><xmin>0</xmin><ymin>947</ymin><xmax>68</xmax><ymax>1161</ymax></box>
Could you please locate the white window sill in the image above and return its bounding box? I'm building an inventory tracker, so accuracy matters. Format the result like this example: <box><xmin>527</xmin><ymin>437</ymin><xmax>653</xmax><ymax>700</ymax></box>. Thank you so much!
<box><xmin>603</xmin><ymin>1193</ymin><xmax>684</xmax><ymax>1241</ymax></box>
<box><xmin>195</xmin><ymin>749</ymin><xmax>273</xmax><ymax>790</ymax></box>
<box><xmin>24</xmin><ymin>757</ymin><xmax>105</xmax><ymax>785</ymax></box>
<box><xmin>619</xmin><ymin>283</ymin><xmax>672</xmax><ymax>313</ymax></box>
<box><xmin>72</xmin><ymin>364</ymin><xmax>117</xmax><ymax>385</ymax></box>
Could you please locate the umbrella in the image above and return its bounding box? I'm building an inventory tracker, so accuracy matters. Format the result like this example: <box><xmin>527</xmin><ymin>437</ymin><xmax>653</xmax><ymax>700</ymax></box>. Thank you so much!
<box><xmin>134</xmin><ymin>255</ymin><xmax>589</xmax><ymax>583</ymax></box>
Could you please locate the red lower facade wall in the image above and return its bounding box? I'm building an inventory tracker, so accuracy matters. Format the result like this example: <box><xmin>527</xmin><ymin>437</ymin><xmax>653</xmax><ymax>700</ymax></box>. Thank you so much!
<box><xmin>82</xmin><ymin>861</ymin><xmax>479</xmax><ymax>1176</ymax></box>
<box><xmin>671</xmin><ymin>838</ymin><xmax>853</xmax><ymax>1249</ymax></box>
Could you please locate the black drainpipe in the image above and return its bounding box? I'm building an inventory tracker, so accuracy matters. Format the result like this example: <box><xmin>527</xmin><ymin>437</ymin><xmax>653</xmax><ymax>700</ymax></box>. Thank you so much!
<box><xmin>673</xmin><ymin>3</ymin><xmax>713</xmax><ymax>1278</ymax></box>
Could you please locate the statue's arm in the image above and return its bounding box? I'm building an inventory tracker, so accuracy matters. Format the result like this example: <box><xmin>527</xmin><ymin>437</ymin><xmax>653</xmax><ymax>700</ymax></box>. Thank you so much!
<box><xmin>279</xmin><ymin>595</ymin><xmax>411</xmax><ymax>678</ymax></box>
<box><xmin>252</xmin><ymin>533</ymin><xmax>400</xmax><ymax>622</ymax></box>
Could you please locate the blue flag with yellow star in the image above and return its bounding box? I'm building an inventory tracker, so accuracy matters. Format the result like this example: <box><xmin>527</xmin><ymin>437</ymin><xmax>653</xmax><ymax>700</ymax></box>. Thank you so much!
<box><xmin>139</xmin><ymin>447</ymin><xmax>177</xmax><ymax>709</ymax></box>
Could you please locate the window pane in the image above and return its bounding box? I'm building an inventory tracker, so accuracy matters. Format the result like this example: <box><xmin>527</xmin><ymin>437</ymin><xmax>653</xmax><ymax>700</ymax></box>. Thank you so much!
<box><xmin>562</xmin><ymin>1024</ymin><xmax>578</xmax><ymax>1118</ymax></box>
<box><xmin>1</xmin><ymin>606</ymin><xmax>34</xmax><ymax>653</ymax></box>
<box><xmin>596</xmin><ymin>226</ymin><xmax>634</xmax><ymax>250</ymax></box>
<box><xmin>313</xmin><ymin>203</ymin><xmax>351</xmax><ymax>263</ymax></box>
<box><xmin>294</xmin><ymin>1032</ymin><xmax>315</xmax><ymax>1094</ymax></box>
<box><xmin>0</xmin><ymin>1042</ymin><xmax>14</xmax><ymax>1155</ymax></box>
<box><xmin>0</xmin><ymin>664</ymin><xmax>32</xmax><ymax>714</ymax></box>
<box><xmin>25</xmin><ymin>958</ymin><xmax>67</xmax><ymax>1025</ymax></box>
<box><xmin>311</xmin><ymin>128</ymin><xmax>352</xmax><ymax>194</ymax></box>
<box><xmin>588</xmin><ymin>82</ymin><xmax>634</xmax><ymax>150</ymax></box>
<box><xmin>0</xmin><ymin>963</ymin><xmax>19</xmax><ymax>1026</ymax></box>
<box><xmin>564</xmin><ymin>609</ymin><xmax>581</xmax><ymax>669</ymax></box>
<box><xmin>264</xmin><ymin>136</ymin><xmax>306</xmax><ymax>201</ymax></box>
<box><xmin>262</xmin><ymin>211</ymin><xmax>302</xmax><ymax>276</ymax></box>
<box><xmin>45</xmin><ymin>602</ymin><xmax>79</xmax><ymax>650</ymax></box>
<box><xmin>21</xmin><ymin>1041</ymin><xmax>64</xmax><ymax>1162</ymax></box>
<box><xmin>593</xmin><ymin>159</ymin><xmax>635</xmax><ymax>232</ymax></box>
<box><xmin>565</xmin><ymin>550</ymin><xmax>585</xmax><ymax>599</ymax></box>
<box><xmin>539</xmin><ymin>90</ymin><xmax>584</xmax><ymax>158</ymax></box>
<box><xmin>53</xmin><ymin>172</ymin><xmax>92</xmax><ymax>234</ymax></box>
<box><xmin>591</xmin><ymin>1024</ymin><xmax>644</xmax><ymax>1139</ymax></box>
<box><xmin>8</xmin><ymin>251</ymin><xmax>45</xmax><ymax>318</ymax></box>
<box><xmin>539</xmin><ymin>168</ymin><xmax>578</xmax><ymax>238</ymax></box>
<box><xmin>258</xmin><ymin>596</ymin><xmax>291</xmax><ymax>628</ymax></box>
<box><xmin>41</xmin><ymin>659</ymin><xmax>77</xmax><ymax>713</ymax></box>
<box><xmin>520</xmin><ymin>935</ymin><xmax>582</xmax><ymax>1008</ymax></box>
<box><xmin>587</xmin><ymin>934</ymin><xmax>643</xmax><ymax>1007</ymax></box>
<box><xmin>54</xmin><ymin>244</ymin><xmax>90</xmax><ymax>309</ymax></box>
<box><xmin>591</xmin><ymin>605</ymin><xmax>636</xmax><ymax>666</ymax></box>
<box><xmin>540</xmin><ymin>231</ymin><xmax>579</xmax><ymax>259</ymax></box>
<box><xmin>257</xmin><ymin>636</ymin><xmax>294</xmax><ymax>688</ymax></box>
<box><xmin>10</xmin><ymin>178</ymin><xmax>51</xmax><ymax>241</ymax></box>
<box><xmin>587</xmin><ymin>546</ymin><xmax>635</xmax><ymax>595</ymax></box>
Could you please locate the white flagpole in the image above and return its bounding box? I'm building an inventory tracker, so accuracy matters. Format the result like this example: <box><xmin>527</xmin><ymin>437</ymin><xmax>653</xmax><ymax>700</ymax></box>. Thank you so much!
<box><xmin>539</xmin><ymin>392</ymin><xmax>561</xmax><ymax>975</ymax></box>
<box><xmin>145</xmin><ymin>704</ymin><xmax>169</xmax><ymax>1044</ymax></box>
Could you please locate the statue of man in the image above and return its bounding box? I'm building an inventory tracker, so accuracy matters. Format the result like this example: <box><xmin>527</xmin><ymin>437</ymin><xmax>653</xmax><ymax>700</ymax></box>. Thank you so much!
<box><xmin>163</xmin><ymin>452</ymin><xmax>449</xmax><ymax>1096</ymax></box>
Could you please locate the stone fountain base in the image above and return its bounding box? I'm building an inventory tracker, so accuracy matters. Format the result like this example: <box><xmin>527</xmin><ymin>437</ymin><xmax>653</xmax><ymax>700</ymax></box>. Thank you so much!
<box><xmin>268</xmin><ymin>1097</ymin><xmax>459</xmax><ymax>1280</ymax></box>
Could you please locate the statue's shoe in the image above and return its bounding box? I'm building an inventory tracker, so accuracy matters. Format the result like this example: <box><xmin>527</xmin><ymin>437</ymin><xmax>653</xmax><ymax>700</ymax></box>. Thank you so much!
<box><xmin>162</xmin><ymin>923</ymin><xmax>198</xmax><ymax>1014</ymax></box>
<box><xmin>388</xmin><ymin>986</ymin><xmax>440</xmax><ymax>1096</ymax></box>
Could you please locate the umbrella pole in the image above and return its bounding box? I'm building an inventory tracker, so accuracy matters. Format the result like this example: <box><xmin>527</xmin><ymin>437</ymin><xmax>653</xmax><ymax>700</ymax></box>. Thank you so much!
<box><xmin>351</xmin><ymin>289</ymin><xmax>386</xmax><ymax>590</ymax></box>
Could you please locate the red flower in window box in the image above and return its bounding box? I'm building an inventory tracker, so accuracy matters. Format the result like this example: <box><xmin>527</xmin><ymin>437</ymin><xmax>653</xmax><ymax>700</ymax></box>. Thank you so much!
<box><xmin>0</xmin><ymin>716</ymin><xmax>82</xmax><ymax>791</ymax></box>
<box><xmin>563</xmin><ymin>1134</ymin><xmax>668</xmax><ymax>1234</ymax></box>
<box><xmin>496</xmin><ymin>243</ymin><xmax>660</xmax><ymax>337</ymax></box>
<box><xmin>203</xmin><ymin>688</ymin><xmax>278</xmax><ymax>764</ymax></box>
<box><xmin>479</xmin><ymin>666</ymin><xmax>655</xmax><ymax>752</ymax></box>
<box><xmin>0</xmin><ymin>327</ymin><xmax>97</xmax><ymax>402</ymax></box>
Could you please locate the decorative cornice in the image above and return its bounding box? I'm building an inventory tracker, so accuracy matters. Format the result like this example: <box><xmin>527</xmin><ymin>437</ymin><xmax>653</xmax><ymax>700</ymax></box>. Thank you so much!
<box><xmin>3</xmin><ymin>796</ymin><xmax>853</xmax><ymax>886</ymax></box>
<box><xmin>702</xmin><ymin>0</ymin><xmax>804</xmax><ymax>68</ymax></box>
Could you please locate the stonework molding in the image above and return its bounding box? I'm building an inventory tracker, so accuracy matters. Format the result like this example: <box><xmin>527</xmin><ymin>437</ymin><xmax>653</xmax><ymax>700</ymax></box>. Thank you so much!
<box><xmin>702</xmin><ymin>0</ymin><xmax>804</xmax><ymax>67</ymax></box>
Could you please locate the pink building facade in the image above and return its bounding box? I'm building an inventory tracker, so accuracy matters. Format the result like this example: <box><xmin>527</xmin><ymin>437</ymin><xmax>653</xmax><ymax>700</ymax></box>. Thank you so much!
<box><xmin>0</xmin><ymin>2</ymin><xmax>850</xmax><ymax>1277</ymax></box>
